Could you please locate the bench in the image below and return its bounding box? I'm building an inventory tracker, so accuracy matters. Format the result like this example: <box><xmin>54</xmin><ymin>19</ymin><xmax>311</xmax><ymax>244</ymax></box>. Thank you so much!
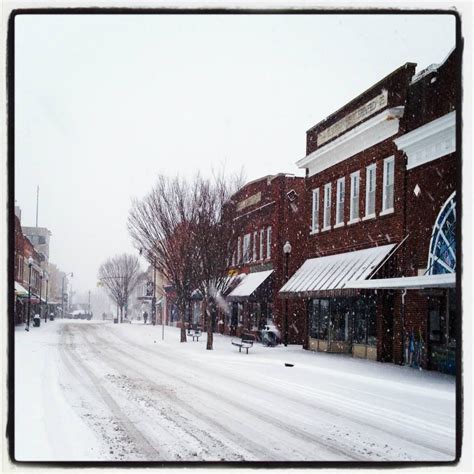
<box><xmin>187</xmin><ymin>327</ymin><xmax>202</xmax><ymax>342</ymax></box>
<box><xmin>231</xmin><ymin>333</ymin><xmax>255</xmax><ymax>354</ymax></box>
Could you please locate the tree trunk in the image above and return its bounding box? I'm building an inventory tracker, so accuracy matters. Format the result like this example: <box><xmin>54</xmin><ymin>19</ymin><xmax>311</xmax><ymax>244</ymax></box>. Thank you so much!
<box><xmin>120</xmin><ymin>306</ymin><xmax>123</xmax><ymax>323</ymax></box>
<box><xmin>179</xmin><ymin>301</ymin><xmax>187</xmax><ymax>343</ymax></box>
<box><xmin>205</xmin><ymin>298</ymin><xmax>213</xmax><ymax>350</ymax></box>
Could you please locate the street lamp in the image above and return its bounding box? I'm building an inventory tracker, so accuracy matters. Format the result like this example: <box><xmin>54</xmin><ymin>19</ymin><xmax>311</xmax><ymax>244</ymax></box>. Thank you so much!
<box><xmin>39</xmin><ymin>271</ymin><xmax>43</xmax><ymax>322</ymax></box>
<box><xmin>61</xmin><ymin>272</ymin><xmax>74</xmax><ymax>318</ymax></box>
<box><xmin>44</xmin><ymin>272</ymin><xmax>49</xmax><ymax>323</ymax></box>
<box><xmin>26</xmin><ymin>256</ymin><xmax>33</xmax><ymax>331</ymax></box>
<box><xmin>283</xmin><ymin>241</ymin><xmax>292</xmax><ymax>347</ymax></box>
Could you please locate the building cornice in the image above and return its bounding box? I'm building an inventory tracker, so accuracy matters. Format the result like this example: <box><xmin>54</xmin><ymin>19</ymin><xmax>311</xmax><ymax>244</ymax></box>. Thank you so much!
<box><xmin>297</xmin><ymin>107</ymin><xmax>403</xmax><ymax>177</ymax></box>
<box><xmin>394</xmin><ymin>111</ymin><xmax>455</xmax><ymax>170</ymax></box>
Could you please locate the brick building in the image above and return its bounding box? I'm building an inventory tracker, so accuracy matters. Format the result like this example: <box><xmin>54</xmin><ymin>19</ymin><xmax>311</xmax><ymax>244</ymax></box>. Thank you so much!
<box><xmin>13</xmin><ymin>211</ymin><xmax>44</xmax><ymax>324</ymax></box>
<box><xmin>280</xmin><ymin>48</ymin><xmax>458</xmax><ymax>372</ymax></box>
<box><xmin>225</xmin><ymin>173</ymin><xmax>307</xmax><ymax>342</ymax></box>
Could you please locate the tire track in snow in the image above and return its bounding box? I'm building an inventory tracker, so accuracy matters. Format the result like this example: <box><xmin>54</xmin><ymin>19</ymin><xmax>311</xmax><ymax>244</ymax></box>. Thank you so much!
<box><xmin>107</xmin><ymin>325</ymin><xmax>455</xmax><ymax>460</ymax></box>
<box><xmin>86</xmin><ymin>324</ymin><xmax>366</xmax><ymax>461</ymax></box>
<box><xmin>74</xmin><ymin>324</ymin><xmax>286</xmax><ymax>461</ymax></box>
<box><xmin>58</xmin><ymin>324</ymin><xmax>161</xmax><ymax>460</ymax></box>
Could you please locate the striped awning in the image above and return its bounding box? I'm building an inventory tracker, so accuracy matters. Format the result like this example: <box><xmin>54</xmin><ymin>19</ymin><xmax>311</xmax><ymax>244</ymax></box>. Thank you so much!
<box><xmin>279</xmin><ymin>244</ymin><xmax>396</xmax><ymax>298</ymax></box>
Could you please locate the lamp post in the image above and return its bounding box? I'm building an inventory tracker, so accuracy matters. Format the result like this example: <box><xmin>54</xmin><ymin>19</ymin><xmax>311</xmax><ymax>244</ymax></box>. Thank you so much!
<box><xmin>140</xmin><ymin>248</ymin><xmax>158</xmax><ymax>331</ymax></box>
<box><xmin>39</xmin><ymin>271</ymin><xmax>43</xmax><ymax>322</ymax></box>
<box><xmin>283</xmin><ymin>241</ymin><xmax>292</xmax><ymax>347</ymax></box>
<box><xmin>26</xmin><ymin>257</ymin><xmax>33</xmax><ymax>331</ymax></box>
<box><xmin>44</xmin><ymin>273</ymin><xmax>49</xmax><ymax>323</ymax></box>
<box><xmin>61</xmin><ymin>272</ymin><xmax>73</xmax><ymax>318</ymax></box>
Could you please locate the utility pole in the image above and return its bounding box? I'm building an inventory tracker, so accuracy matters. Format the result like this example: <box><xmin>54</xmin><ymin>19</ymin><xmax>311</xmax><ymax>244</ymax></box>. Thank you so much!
<box><xmin>36</xmin><ymin>186</ymin><xmax>39</xmax><ymax>228</ymax></box>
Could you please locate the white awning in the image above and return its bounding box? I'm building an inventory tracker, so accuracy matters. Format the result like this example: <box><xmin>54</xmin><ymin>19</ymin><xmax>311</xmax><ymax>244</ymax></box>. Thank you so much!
<box><xmin>344</xmin><ymin>273</ymin><xmax>455</xmax><ymax>290</ymax></box>
<box><xmin>227</xmin><ymin>270</ymin><xmax>274</xmax><ymax>301</ymax></box>
<box><xmin>279</xmin><ymin>244</ymin><xmax>396</xmax><ymax>297</ymax></box>
<box><xmin>14</xmin><ymin>282</ymin><xmax>29</xmax><ymax>296</ymax></box>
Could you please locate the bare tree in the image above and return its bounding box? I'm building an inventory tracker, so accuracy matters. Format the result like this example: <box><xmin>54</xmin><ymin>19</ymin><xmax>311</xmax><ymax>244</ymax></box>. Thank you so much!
<box><xmin>128</xmin><ymin>175</ymin><xmax>200</xmax><ymax>343</ymax></box>
<box><xmin>97</xmin><ymin>254</ymin><xmax>142</xmax><ymax>323</ymax></box>
<box><xmin>194</xmin><ymin>172</ymin><xmax>243</xmax><ymax>350</ymax></box>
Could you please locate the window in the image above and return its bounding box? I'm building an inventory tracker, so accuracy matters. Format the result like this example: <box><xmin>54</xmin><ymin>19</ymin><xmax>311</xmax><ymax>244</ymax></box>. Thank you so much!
<box><xmin>266</xmin><ymin>226</ymin><xmax>272</xmax><ymax>259</ymax></box>
<box><xmin>259</xmin><ymin>229</ymin><xmax>265</xmax><ymax>260</ymax></box>
<box><xmin>231</xmin><ymin>250</ymin><xmax>236</xmax><ymax>267</ymax></box>
<box><xmin>336</xmin><ymin>178</ymin><xmax>345</xmax><ymax>225</ymax></box>
<box><xmin>350</xmin><ymin>171</ymin><xmax>360</xmax><ymax>221</ymax></box>
<box><xmin>311</xmin><ymin>188</ymin><xmax>320</xmax><ymax>233</ymax></box>
<box><xmin>237</xmin><ymin>237</ymin><xmax>241</xmax><ymax>264</ymax></box>
<box><xmin>382</xmin><ymin>156</ymin><xmax>395</xmax><ymax>212</ymax></box>
<box><xmin>252</xmin><ymin>231</ymin><xmax>258</xmax><ymax>261</ymax></box>
<box><xmin>365</xmin><ymin>164</ymin><xmax>376</xmax><ymax>217</ymax></box>
<box><xmin>243</xmin><ymin>233</ymin><xmax>251</xmax><ymax>263</ymax></box>
<box><xmin>323</xmin><ymin>183</ymin><xmax>332</xmax><ymax>229</ymax></box>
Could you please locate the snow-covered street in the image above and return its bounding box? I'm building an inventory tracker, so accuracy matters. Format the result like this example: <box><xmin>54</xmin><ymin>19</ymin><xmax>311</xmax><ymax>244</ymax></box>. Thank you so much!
<box><xmin>15</xmin><ymin>320</ymin><xmax>456</xmax><ymax>462</ymax></box>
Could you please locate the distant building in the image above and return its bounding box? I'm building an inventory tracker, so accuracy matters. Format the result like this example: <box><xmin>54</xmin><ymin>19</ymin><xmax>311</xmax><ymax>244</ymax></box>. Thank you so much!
<box><xmin>22</xmin><ymin>226</ymin><xmax>52</xmax><ymax>265</ymax></box>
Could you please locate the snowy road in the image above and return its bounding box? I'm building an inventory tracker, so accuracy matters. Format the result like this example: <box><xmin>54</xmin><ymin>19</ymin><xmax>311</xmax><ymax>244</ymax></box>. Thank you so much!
<box><xmin>15</xmin><ymin>320</ymin><xmax>456</xmax><ymax>462</ymax></box>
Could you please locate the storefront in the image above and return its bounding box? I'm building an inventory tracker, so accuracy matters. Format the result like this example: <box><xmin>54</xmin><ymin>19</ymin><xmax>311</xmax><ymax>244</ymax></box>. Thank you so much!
<box><xmin>226</xmin><ymin>270</ymin><xmax>274</xmax><ymax>337</ymax></box>
<box><xmin>280</xmin><ymin>244</ymin><xmax>397</xmax><ymax>360</ymax></box>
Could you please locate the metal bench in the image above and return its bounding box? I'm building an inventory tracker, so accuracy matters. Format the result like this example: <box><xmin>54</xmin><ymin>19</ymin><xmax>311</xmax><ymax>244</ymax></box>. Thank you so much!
<box><xmin>231</xmin><ymin>333</ymin><xmax>255</xmax><ymax>354</ymax></box>
<box><xmin>187</xmin><ymin>326</ymin><xmax>202</xmax><ymax>342</ymax></box>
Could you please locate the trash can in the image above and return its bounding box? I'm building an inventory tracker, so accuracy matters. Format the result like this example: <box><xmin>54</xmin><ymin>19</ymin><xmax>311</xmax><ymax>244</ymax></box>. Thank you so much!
<box><xmin>261</xmin><ymin>326</ymin><xmax>277</xmax><ymax>347</ymax></box>
<box><xmin>33</xmin><ymin>315</ymin><xmax>41</xmax><ymax>327</ymax></box>
<box><xmin>113</xmin><ymin>318</ymin><xmax>118</xmax><ymax>324</ymax></box>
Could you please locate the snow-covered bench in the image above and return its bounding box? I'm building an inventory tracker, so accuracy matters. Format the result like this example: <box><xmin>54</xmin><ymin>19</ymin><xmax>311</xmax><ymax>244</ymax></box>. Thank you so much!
<box><xmin>187</xmin><ymin>327</ymin><xmax>202</xmax><ymax>342</ymax></box>
<box><xmin>231</xmin><ymin>333</ymin><xmax>255</xmax><ymax>354</ymax></box>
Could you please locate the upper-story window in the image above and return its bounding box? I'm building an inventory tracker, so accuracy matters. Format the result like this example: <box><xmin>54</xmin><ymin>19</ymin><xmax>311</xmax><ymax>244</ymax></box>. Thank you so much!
<box><xmin>350</xmin><ymin>171</ymin><xmax>360</xmax><ymax>222</ymax></box>
<box><xmin>323</xmin><ymin>183</ymin><xmax>332</xmax><ymax>230</ymax></box>
<box><xmin>311</xmin><ymin>188</ymin><xmax>320</xmax><ymax>233</ymax></box>
<box><xmin>336</xmin><ymin>177</ymin><xmax>345</xmax><ymax>226</ymax></box>
<box><xmin>382</xmin><ymin>156</ymin><xmax>395</xmax><ymax>213</ymax></box>
<box><xmin>259</xmin><ymin>229</ymin><xmax>265</xmax><ymax>260</ymax></box>
<box><xmin>266</xmin><ymin>226</ymin><xmax>272</xmax><ymax>259</ymax></box>
<box><xmin>243</xmin><ymin>233</ymin><xmax>251</xmax><ymax>263</ymax></box>
<box><xmin>237</xmin><ymin>236</ymin><xmax>241</xmax><ymax>264</ymax></box>
<box><xmin>365</xmin><ymin>164</ymin><xmax>376</xmax><ymax>218</ymax></box>
<box><xmin>252</xmin><ymin>231</ymin><xmax>258</xmax><ymax>261</ymax></box>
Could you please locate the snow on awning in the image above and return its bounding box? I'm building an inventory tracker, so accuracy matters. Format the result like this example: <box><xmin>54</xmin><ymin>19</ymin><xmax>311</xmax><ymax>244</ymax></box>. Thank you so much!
<box><xmin>14</xmin><ymin>282</ymin><xmax>29</xmax><ymax>297</ymax></box>
<box><xmin>227</xmin><ymin>270</ymin><xmax>274</xmax><ymax>301</ymax></box>
<box><xmin>279</xmin><ymin>244</ymin><xmax>396</xmax><ymax>298</ymax></box>
<box><xmin>344</xmin><ymin>273</ymin><xmax>455</xmax><ymax>290</ymax></box>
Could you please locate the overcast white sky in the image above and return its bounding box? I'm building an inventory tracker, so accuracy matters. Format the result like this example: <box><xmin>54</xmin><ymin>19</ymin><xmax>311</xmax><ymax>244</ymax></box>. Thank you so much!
<box><xmin>14</xmin><ymin>13</ymin><xmax>456</xmax><ymax>293</ymax></box>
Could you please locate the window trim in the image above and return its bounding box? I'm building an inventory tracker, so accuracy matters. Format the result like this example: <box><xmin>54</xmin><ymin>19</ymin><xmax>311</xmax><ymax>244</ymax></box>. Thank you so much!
<box><xmin>311</xmin><ymin>188</ymin><xmax>320</xmax><ymax>234</ymax></box>
<box><xmin>382</xmin><ymin>155</ymin><xmax>395</xmax><ymax>213</ymax></box>
<box><xmin>350</xmin><ymin>170</ymin><xmax>360</xmax><ymax>222</ymax></box>
<box><xmin>335</xmin><ymin>177</ymin><xmax>345</xmax><ymax>226</ymax></box>
<box><xmin>259</xmin><ymin>229</ymin><xmax>265</xmax><ymax>260</ymax></box>
<box><xmin>365</xmin><ymin>163</ymin><xmax>377</xmax><ymax>218</ymax></box>
<box><xmin>243</xmin><ymin>233</ymin><xmax>251</xmax><ymax>263</ymax></box>
<box><xmin>237</xmin><ymin>236</ymin><xmax>241</xmax><ymax>264</ymax></box>
<box><xmin>323</xmin><ymin>182</ymin><xmax>332</xmax><ymax>230</ymax></box>
<box><xmin>252</xmin><ymin>231</ymin><xmax>258</xmax><ymax>261</ymax></box>
<box><xmin>266</xmin><ymin>226</ymin><xmax>272</xmax><ymax>259</ymax></box>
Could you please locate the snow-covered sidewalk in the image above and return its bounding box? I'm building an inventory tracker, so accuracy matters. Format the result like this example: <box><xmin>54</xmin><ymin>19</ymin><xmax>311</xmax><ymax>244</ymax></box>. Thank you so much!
<box><xmin>14</xmin><ymin>320</ymin><xmax>456</xmax><ymax>462</ymax></box>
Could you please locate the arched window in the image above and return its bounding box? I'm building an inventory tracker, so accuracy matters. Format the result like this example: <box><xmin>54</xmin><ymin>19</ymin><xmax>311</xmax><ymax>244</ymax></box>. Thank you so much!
<box><xmin>427</xmin><ymin>192</ymin><xmax>456</xmax><ymax>275</ymax></box>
